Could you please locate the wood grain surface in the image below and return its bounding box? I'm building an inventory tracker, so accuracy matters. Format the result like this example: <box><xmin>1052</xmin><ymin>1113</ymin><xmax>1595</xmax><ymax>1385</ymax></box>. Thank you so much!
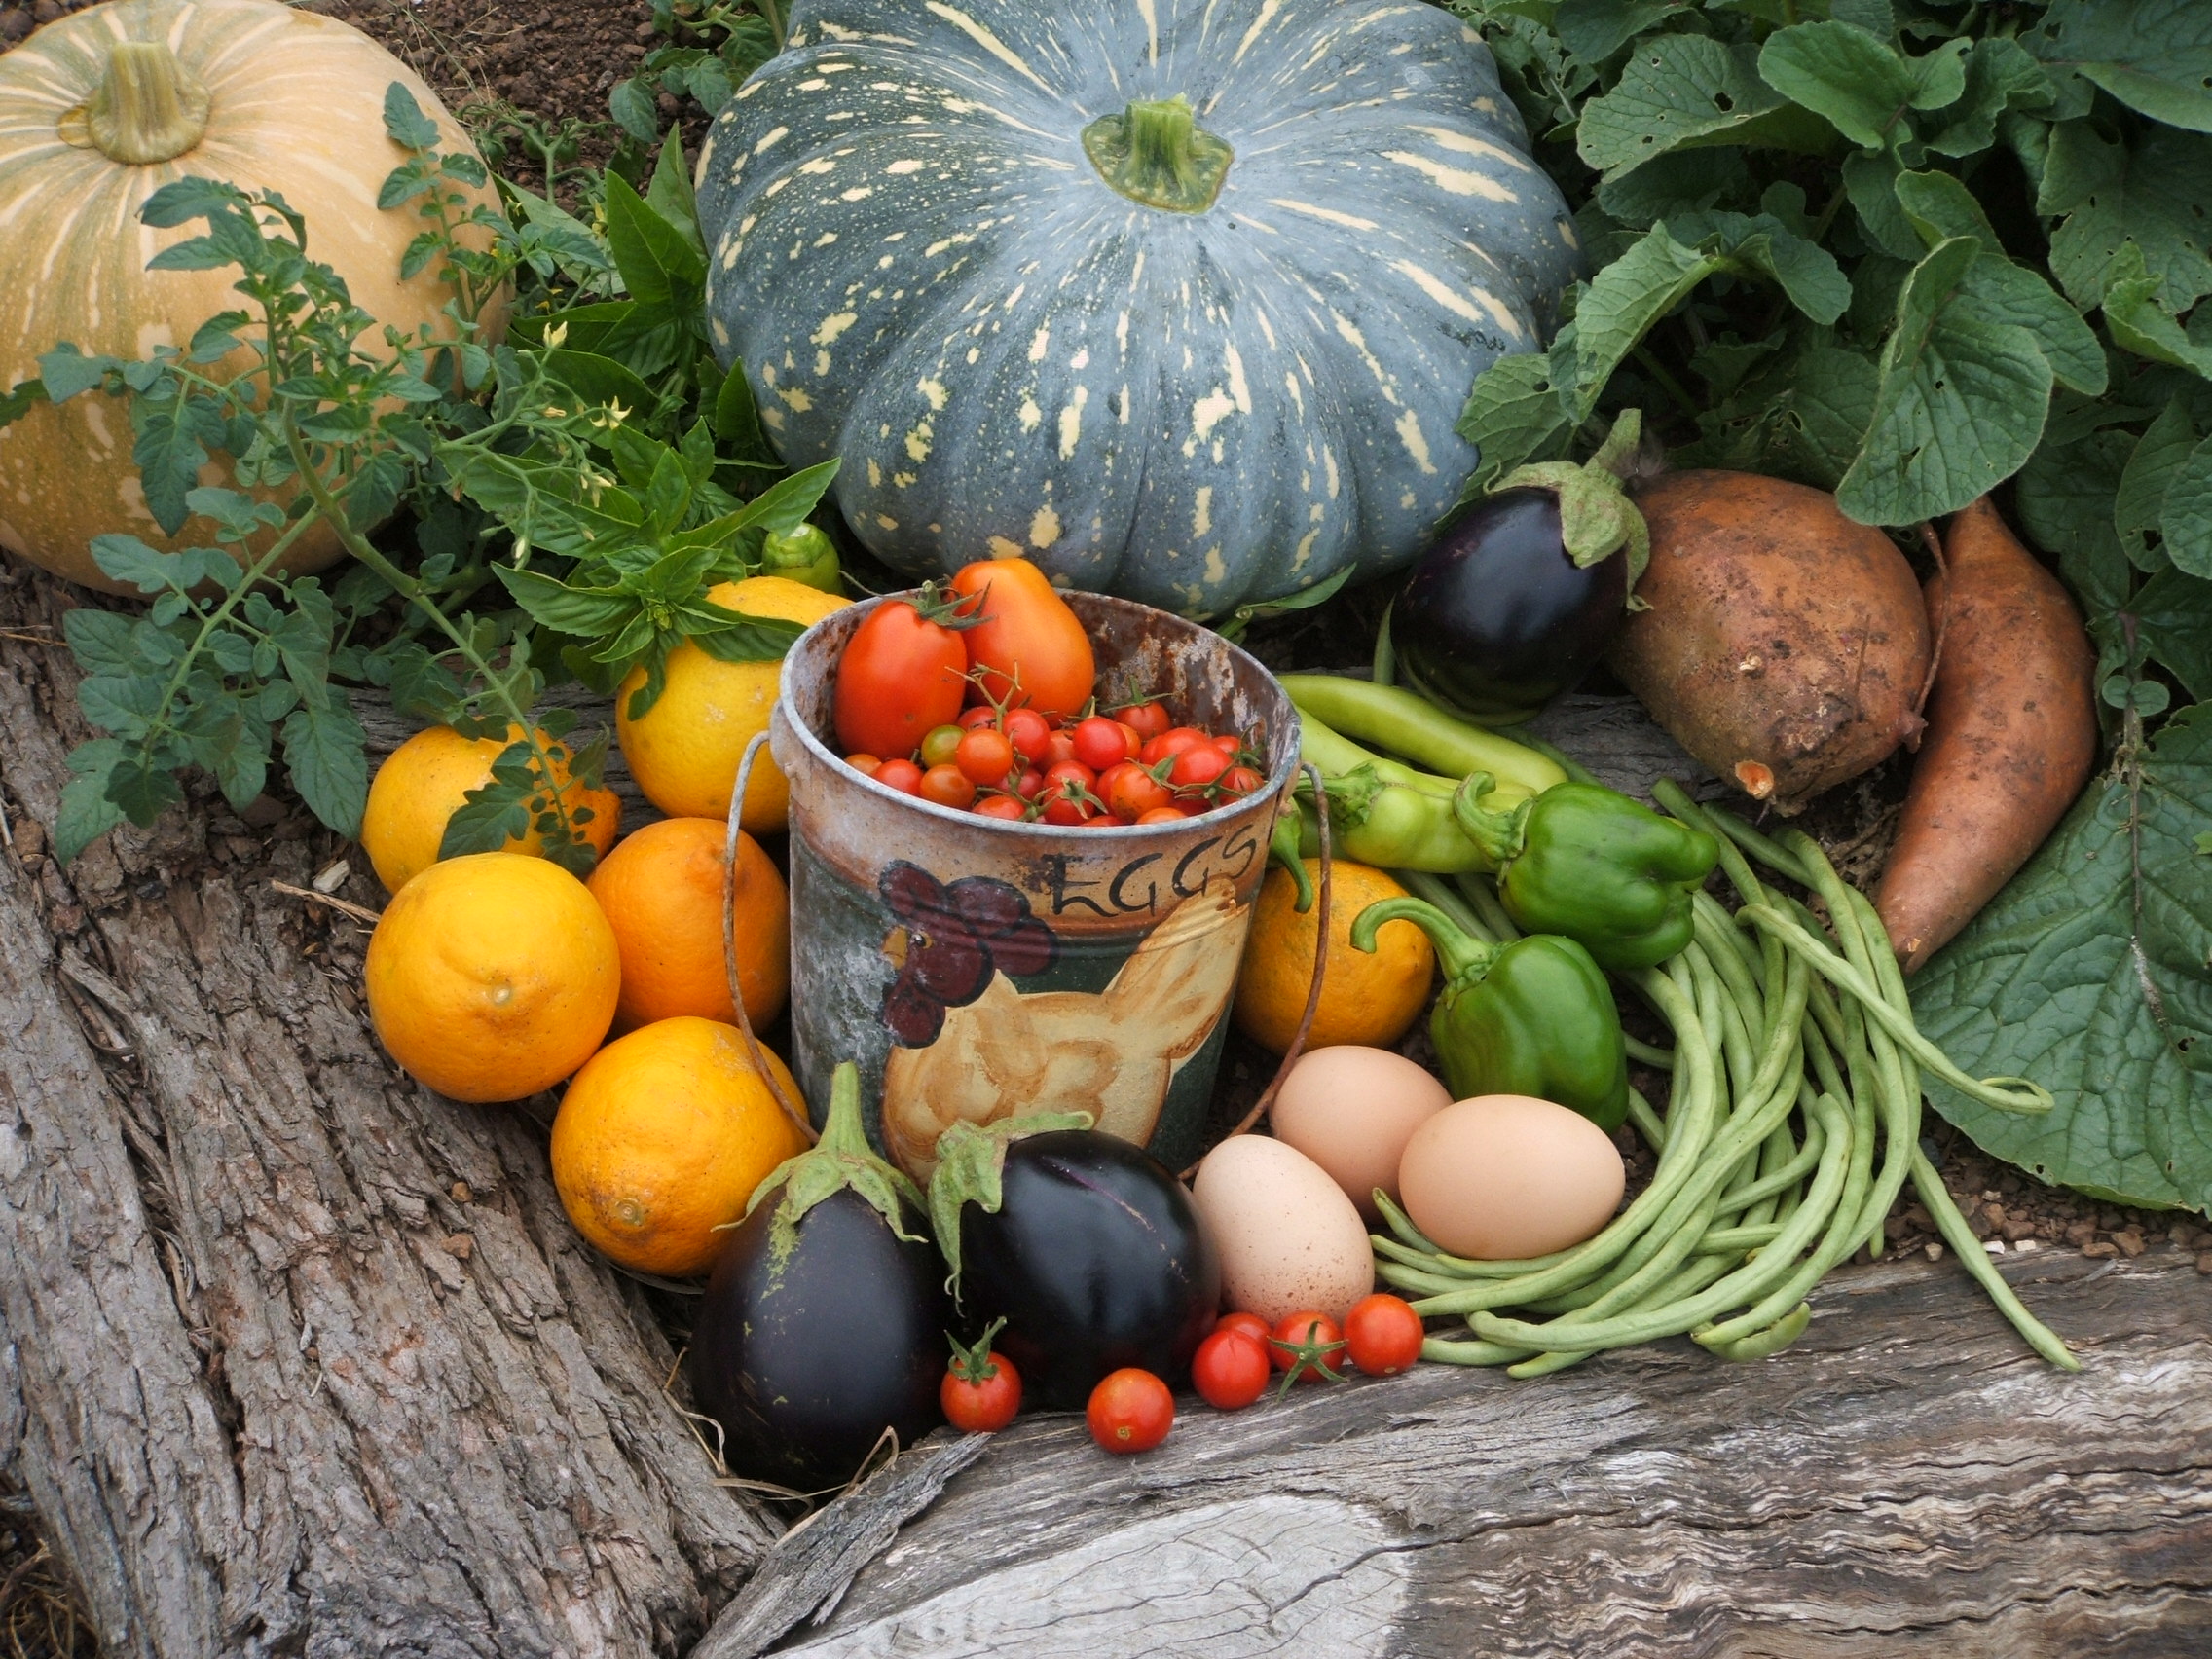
<box><xmin>761</xmin><ymin>1246</ymin><xmax>2212</xmax><ymax>1659</ymax></box>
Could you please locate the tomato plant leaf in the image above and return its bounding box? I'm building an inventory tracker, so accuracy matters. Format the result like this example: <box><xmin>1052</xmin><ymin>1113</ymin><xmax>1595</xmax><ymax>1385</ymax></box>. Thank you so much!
<box><xmin>279</xmin><ymin>685</ymin><xmax>368</xmax><ymax>837</ymax></box>
<box><xmin>1913</xmin><ymin>707</ymin><xmax>2212</xmax><ymax>1213</ymax></box>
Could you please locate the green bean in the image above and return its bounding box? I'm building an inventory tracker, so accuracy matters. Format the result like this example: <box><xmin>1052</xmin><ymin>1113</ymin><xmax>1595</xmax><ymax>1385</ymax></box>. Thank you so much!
<box><xmin>1711</xmin><ymin>1304</ymin><xmax>1812</xmax><ymax>1361</ymax></box>
<box><xmin>1452</xmin><ymin>871</ymin><xmax>1522</xmax><ymax>941</ymax></box>
<box><xmin>1711</xmin><ymin>1106</ymin><xmax>1825</xmax><ymax>1215</ymax></box>
<box><xmin>1420</xmin><ymin>1332</ymin><xmax>1537</xmax><ymax>1368</ymax></box>
<box><xmin>1625</xmin><ymin>1087</ymin><xmax>1670</xmax><ymax>1151</ymax></box>
<box><xmin>1909</xmin><ymin>1149</ymin><xmax>2081</xmax><ymax>1371</ymax></box>
<box><xmin>1623</xmin><ymin>1036</ymin><xmax>1676</xmax><ymax>1073</ymax></box>
<box><xmin>1396</xmin><ymin>869</ymin><xmax>1493</xmax><ymax>942</ymax></box>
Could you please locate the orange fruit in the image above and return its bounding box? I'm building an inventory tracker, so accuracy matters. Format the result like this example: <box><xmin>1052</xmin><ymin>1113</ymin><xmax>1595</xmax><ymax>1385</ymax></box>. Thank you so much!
<box><xmin>586</xmin><ymin>816</ymin><xmax>790</xmax><ymax>1032</ymax></box>
<box><xmin>616</xmin><ymin>575</ymin><xmax>849</xmax><ymax>831</ymax></box>
<box><xmin>549</xmin><ymin>1015</ymin><xmax>812</xmax><ymax>1276</ymax></box>
<box><xmin>360</xmin><ymin>722</ymin><xmax>620</xmax><ymax>895</ymax></box>
<box><xmin>364</xmin><ymin>852</ymin><xmax>621</xmax><ymax>1102</ymax></box>
<box><xmin>1233</xmin><ymin>859</ymin><xmax>1435</xmax><ymax>1053</ymax></box>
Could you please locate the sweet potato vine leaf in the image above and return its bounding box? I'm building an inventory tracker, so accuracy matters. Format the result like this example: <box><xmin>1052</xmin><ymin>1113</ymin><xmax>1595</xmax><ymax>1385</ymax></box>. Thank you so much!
<box><xmin>1912</xmin><ymin>706</ymin><xmax>2212</xmax><ymax>1214</ymax></box>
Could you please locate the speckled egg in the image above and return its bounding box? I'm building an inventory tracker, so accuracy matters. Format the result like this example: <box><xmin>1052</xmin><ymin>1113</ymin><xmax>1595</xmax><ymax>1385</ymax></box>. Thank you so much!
<box><xmin>1191</xmin><ymin>1134</ymin><xmax>1375</xmax><ymax>1323</ymax></box>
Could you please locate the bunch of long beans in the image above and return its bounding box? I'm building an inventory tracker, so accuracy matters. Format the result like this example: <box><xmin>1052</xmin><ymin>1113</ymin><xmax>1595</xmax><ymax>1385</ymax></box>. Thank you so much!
<box><xmin>1377</xmin><ymin>781</ymin><xmax>2080</xmax><ymax>1376</ymax></box>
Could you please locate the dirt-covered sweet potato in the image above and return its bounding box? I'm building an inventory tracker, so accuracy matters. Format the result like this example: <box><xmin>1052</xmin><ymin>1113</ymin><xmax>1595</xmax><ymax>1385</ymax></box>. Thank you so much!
<box><xmin>1875</xmin><ymin>497</ymin><xmax>2099</xmax><ymax>972</ymax></box>
<box><xmin>1608</xmin><ymin>471</ymin><xmax>1931</xmax><ymax>812</ymax></box>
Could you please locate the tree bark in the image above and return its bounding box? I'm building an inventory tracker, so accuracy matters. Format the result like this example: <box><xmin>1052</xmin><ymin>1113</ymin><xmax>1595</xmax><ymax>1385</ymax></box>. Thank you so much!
<box><xmin>0</xmin><ymin>562</ymin><xmax>773</xmax><ymax>1657</ymax></box>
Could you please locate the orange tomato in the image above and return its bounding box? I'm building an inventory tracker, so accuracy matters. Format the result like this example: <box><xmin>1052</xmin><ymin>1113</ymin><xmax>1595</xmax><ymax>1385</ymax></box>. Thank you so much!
<box><xmin>950</xmin><ymin>556</ymin><xmax>1095</xmax><ymax>719</ymax></box>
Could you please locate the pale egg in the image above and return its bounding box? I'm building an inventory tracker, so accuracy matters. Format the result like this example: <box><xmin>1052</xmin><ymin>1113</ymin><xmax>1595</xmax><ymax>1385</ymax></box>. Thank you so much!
<box><xmin>1271</xmin><ymin>1046</ymin><xmax>1451</xmax><ymax>1221</ymax></box>
<box><xmin>1398</xmin><ymin>1094</ymin><xmax>1625</xmax><ymax>1260</ymax></box>
<box><xmin>1191</xmin><ymin>1134</ymin><xmax>1375</xmax><ymax>1323</ymax></box>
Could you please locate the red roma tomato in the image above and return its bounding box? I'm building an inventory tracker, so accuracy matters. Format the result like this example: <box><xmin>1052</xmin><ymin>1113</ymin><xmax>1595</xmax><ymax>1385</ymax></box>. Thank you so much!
<box><xmin>873</xmin><ymin>758</ymin><xmax>923</xmax><ymax>795</ymax></box>
<box><xmin>941</xmin><ymin>1324</ymin><xmax>1022</xmax><ymax>1433</ymax></box>
<box><xmin>1269</xmin><ymin>1311</ymin><xmax>1346</xmax><ymax>1383</ymax></box>
<box><xmin>1071</xmin><ymin>715</ymin><xmax>1134</xmax><ymax>772</ymax></box>
<box><xmin>1220</xmin><ymin>764</ymin><xmax>1263</xmax><ymax>797</ymax></box>
<box><xmin>955</xmin><ymin>728</ymin><xmax>1017</xmax><ymax>787</ymax></box>
<box><xmin>1191</xmin><ymin>1330</ymin><xmax>1271</xmax><ymax>1411</ymax></box>
<box><xmin>974</xmin><ymin>793</ymin><xmax>1029</xmax><ymax>821</ymax></box>
<box><xmin>958</xmin><ymin>705</ymin><xmax>1000</xmax><ymax>732</ymax></box>
<box><xmin>844</xmin><ymin>753</ymin><xmax>884</xmax><ymax>778</ymax></box>
<box><xmin>919</xmin><ymin>764</ymin><xmax>977</xmax><ymax>810</ymax></box>
<box><xmin>1116</xmin><ymin>700</ymin><xmax>1170</xmax><ymax>742</ymax></box>
<box><xmin>1169</xmin><ymin>745</ymin><xmax>1231</xmax><ymax>791</ymax></box>
<box><xmin>834</xmin><ymin>590</ymin><xmax>972</xmax><ymax>757</ymax></box>
<box><xmin>1104</xmin><ymin>762</ymin><xmax>1172</xmax><ymax>822</ymax></box>
<box><xmin>1215</xmin><ymin>1311</ymin><xmax>1272</xmax><ymax>1346</ymax></box>
<box><xmin>1139</xmin><ymin>726</ymin><xmax>1207</xmax><ymax>768</ymax></box>
<box><xmin>1004</xmin><ymin>707</ymin><xmax>1052</xmax><ymax>763</ymax></box>
<box><xmin>1135</xmin><ymin>805</ymin><xmax>1190</xmax><ymax>824</ymax></box>
<box><xmin>1087</xmin><ymin>1368</ymin><xmax>1173</xmax><ymax>1454</ymax></box>
<box><xmin>1044</xmin><ymin>729</ymin><xmax>1080</xmax><ymax>768</ymax></box>
<box><xmin>1344</xmin><ymin>1294</ymin><xmax>1424</xmax><ymax>1377</ymax></box>
<box><xmin>950</xmin><ymin>557</ymin><xmax>1096</xmax><ymax>718</ymax></box>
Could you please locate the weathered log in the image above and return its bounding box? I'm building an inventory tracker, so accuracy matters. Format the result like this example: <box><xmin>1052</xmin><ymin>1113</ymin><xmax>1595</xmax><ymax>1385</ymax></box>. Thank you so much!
<box><xmin>765</xmin><ymin>1246</ymin><xmax>2212</xmax><ymax>1657</ymax></box>
<box><xmin>0</xmin><ymin>565</ymin><xmax>773</xmax><ymax>1657</ymax></box>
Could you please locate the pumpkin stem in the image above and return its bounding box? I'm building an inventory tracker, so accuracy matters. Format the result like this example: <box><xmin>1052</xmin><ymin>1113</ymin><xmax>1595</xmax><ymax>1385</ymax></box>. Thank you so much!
<box><xmin>86</xmin><ymin>40</ymin><xmax>212</xmax><ymax>166</ymax></box>
<box><xmin>1082</xmin><ymin>96</ymin><xmax>1232</xmax><ymax>214</ymax></box>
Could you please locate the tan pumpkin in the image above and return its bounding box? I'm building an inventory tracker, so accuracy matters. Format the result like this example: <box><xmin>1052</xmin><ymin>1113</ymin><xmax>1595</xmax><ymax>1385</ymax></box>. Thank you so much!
<box><xmin>0</xmin><ymin>0</ymin><xmax>506</xmax><ymax>595</ymax></box>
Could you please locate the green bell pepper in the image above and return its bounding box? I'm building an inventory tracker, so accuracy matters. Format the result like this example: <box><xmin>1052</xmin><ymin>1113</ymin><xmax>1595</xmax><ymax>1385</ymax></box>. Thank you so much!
<box><xmin>1350</xmin><ymin>896</ymin><xmax>1630</xmax><ymax>1131</ymax></box>
<box><xmin>1452</xmin><ymin>777</ymin><xmax>1718</xmax><ymax>970</ymax></box>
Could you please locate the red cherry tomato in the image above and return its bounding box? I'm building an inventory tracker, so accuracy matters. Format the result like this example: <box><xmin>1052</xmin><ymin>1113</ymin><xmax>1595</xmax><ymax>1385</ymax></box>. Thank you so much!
<box><xmin>1191</xmin><ymin>1329</ymin><xmax>1271</xmax><ymax>1412</ymax></box>
<box><xmin>1210</xmin><ymin>732</ymin><xmax>1243</xmax><ymax>756</ymax></box>
<box><xmin>949</xmin><ymin>557</ymin><xmax>1096</xmax><ymax>718</ymax></box>
<box><xmin>1135</xmin><ymin>805</ymin><xmax>1189</xmax><ymax>824</ymax></box>
<box><xmin>1116</xmin><ymin>701</ymin><xmax>1170</xmax><ymax>742</ymax></box>
<box><xmin>955</xmin><ymin>728</ymin><xmax>1017</xmax><ymax>787</ymax></box>
<box><xmin>1269</xmin><ymin>1311</ymin><xmax>1346</xmax><ymax>1383</ymax></box>
<box><xmin>919</xmin><ymin>763</ymin><xmax>977</xmax><ymax>809</ymax></box>
<box><xmin>1087</xmin><ymin>1368</ymin><xmax>1173</xmax><ymax>1454</ymax></box>
<box><xmin>1004</xmin><ymin>707</ymin><xmax>1052</xmax><ymax>763</ymax></box>
<box><xmin>1041</xmin><ymin>791</ymin><xmax>1094</xmax><ymax>826</ymax></box>
<box><xmin>1072</xmin><ymin>715</ymin><xmax>1134</xmax><ymax>772</ymax></box>
<box><xmin>1215</xmin><ymin>1310</ymin><xmax>1272</xmax><ymax>1346</ymax></box>
<box><xmin>844</xmin><ymin>753</ymin><xmax>884</xmax><ymax>778</ymax></box>
<box><xmin>1103</xmin><ymin>761</ymin><xmax>1172</xmax><ymax>822</ymax></box>
<box><xmin>1044</xmin><ymin>730</ymin><xmax>1080</xmax><ymax>768</ymax></box>
<box><xmin>1139</xmin><ymin>726</ymin><xmax>1207</xmax><ymax>767</ymax></box>
<box><xmin>1014</xmin><ymin>767</ymin><xmax>1046</xmax><ymax>800</ymax></box>
<box><xmin>973</xmin><ymin>793</ymin><xmax>1029</xmax><ymax>821</ymax></box>
<box><xmin>1169</xmin><ymin>744</ymin><xmax>1232</xmax><ymax>791</ymax></box>
<box><xmin>1219</xmin><ymin>764</ymin><xmax>1263</xmax><ymax>797</ymax></box>
<box><xmin>833</xmin><ymin>592</ymin><xmax>972</xmax><ymax>758</ymax></box>
<box><xmin>1043</xmin><ymin>759</ymin><xmax>1097</xmax><ymax>793</ymax></box>
<box><xmin>941</xmin><ymin>1323</ymin><xmax>1022</xmax><ymax>1432</ymax></box>
<box><xmin>872</xmin><ymin>757</ymin><xmax>922</xmax><ymax>795</ymax></box>
<box><xmin>1343</xmin><ymin>1294</ymin><xmax>1424</xmax><ymax>1377</ymax></box>
<box><xmin>958</xmin><ymin>704</ymin><xmax>1000</xmax><ymax>732</ymax></box>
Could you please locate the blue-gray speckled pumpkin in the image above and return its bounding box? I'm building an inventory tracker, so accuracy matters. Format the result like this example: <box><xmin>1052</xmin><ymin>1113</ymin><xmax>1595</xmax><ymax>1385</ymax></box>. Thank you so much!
<box><xmin>695</xmin><ymin>0</ymin><xmax>1579</xmax><ymax>618</ymax></box>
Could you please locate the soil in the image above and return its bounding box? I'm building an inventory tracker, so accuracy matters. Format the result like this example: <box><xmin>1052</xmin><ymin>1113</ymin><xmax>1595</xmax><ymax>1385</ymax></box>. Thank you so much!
<box><xmin>3</xmin><ymin>2</ymin><xmax>2209</xmax><ymax>1652</ymax></box>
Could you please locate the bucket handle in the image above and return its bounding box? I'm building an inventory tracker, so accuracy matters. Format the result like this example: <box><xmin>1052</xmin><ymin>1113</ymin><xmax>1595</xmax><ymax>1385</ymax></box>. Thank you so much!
<box><xmin>723</xmin><ymin>730</ymin><xmax>820</xmax><ymax>1146</ymax></box>
<box><xmin>1219</xmin><ymin>758</ymin><xmax>1331</xmax><ymax>1146</ymax></box>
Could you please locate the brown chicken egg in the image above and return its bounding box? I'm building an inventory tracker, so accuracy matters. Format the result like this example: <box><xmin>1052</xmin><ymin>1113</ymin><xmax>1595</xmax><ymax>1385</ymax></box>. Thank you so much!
<box><xmin>1397</xmin><ymin>1094</ymin><xmax>1625</xmax><ymax>1260</ymax></box>
<box><xmin>1270</xmin><ymin>1046</ymin><xmax>1452</xmax><ymax>1221</ymax></box>
<box><xmin>1191</xmin><ymin>1134</ymin><xmax>1375</xmax><ymax>1323</ymax></box>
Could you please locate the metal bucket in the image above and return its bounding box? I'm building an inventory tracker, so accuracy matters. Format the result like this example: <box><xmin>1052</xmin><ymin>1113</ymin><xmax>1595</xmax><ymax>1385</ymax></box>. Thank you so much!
<box><xmin>770</xmin><ymin>591</ymin><xmax>1298</xmax><ymax>1180</ymax></box>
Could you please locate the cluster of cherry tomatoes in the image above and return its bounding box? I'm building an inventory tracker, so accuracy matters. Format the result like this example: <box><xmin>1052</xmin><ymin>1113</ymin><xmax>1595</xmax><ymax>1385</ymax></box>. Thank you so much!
<box><xmin>830</xmin><ymin>558</ymin><xmax>1267</xmax><ymax>825</ymax></box>
<box><xmin>847</xmin><ymin>700</ymin><xmax>1265</xmax><ymax>825</ymax></box>
<box><xmin>937</xmin><ymin>1295</ymin><xmax>1426</xmax><ymax>1456</ymax></box>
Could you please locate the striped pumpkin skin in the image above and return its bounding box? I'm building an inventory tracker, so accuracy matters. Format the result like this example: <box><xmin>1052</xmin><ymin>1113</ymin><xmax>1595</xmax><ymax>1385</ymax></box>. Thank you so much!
<box><xmin>0</xmin><ymin>0</ymin><xmax>503</xmax><ymax>595</ymax></box>
<box><xmin>696</xmin><ymin>0</ymin><xmax>1579</xmax><ymax>618</ymax></box>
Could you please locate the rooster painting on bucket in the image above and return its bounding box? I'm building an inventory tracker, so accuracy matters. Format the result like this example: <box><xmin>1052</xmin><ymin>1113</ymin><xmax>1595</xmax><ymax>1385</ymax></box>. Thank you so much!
<box><xmin>874</xmin><ymin>863</ymin><xmax>1245</xmax><ymax>1182</ymax></box>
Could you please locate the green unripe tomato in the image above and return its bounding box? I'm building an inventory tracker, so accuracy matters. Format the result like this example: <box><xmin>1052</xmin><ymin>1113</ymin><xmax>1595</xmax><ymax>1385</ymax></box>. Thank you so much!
<box><xmin>761</xmin><ymin>523</ymin><xmax>841</xmax><ymax>593</ymax></box>
<box><xmin>919</xmin><ymin>723</ymin><xmax>966</xmax><ymax>768</ymax></box>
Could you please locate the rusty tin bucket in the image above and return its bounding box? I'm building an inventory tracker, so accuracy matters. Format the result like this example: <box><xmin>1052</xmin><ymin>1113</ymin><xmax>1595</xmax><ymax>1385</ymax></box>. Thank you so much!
<box><xmin>770</xmin><ymin>591</ymin><xmax>1298</xmax><ymax>1181</ymax></box>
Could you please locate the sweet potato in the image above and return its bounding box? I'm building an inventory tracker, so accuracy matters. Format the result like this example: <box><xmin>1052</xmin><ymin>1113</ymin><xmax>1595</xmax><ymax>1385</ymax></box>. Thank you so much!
<box><xmin>1875</xmin><ymin>497</ymin><xmax>2098</xmax><ymax>972</ymax></box>
<box><xmin>1607</xmin><ymin>471</ymin><xmax>1931</xmax><ymax>812</ymax></box>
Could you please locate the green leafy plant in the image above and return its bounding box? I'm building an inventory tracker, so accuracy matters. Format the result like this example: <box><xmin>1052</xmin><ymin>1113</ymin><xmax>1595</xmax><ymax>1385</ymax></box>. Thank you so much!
<box><xmin>609</xmin><ymin>0</ymin><xmax>784</xmax><ymax>143</ymax></box>
<box><xmin>1442</xmin><ymin>0</ymin><xmax>2211</xmax><ymax>1208</ymax></box>
<box><xmin>2</xmin><ymin>85</ymin><xmax>830</xmax><ymax>868</ymax></box>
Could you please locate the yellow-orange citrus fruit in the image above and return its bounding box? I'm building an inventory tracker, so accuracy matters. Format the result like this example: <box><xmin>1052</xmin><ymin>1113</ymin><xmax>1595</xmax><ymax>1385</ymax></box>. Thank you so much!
<box><xmin>360</xmin><ymin>723</ymin><xmax>620</xmax><ymax>895</ymax></box>
<box><xmin>616</xmin><ymin>575</ymin><xmax>848</xmax><ymax>830</ymax></box>
<box><xmin>364</xmin><ymin>852</ymin><xmax>620</xmax><ymax>1102</ymax></box>
<box><xmin>586</xmin><ymin>816</ymin><xmax>789</xmax><ymax>1032</ymax></box>
<box><xmin>550</xmin><ymin>1015</ymin><xmax>812</xmax><ymax>1275</ymax></box>
<box><xmin>1233</xmin><ymin>859</ymin><xmax>1435</xmax><ymax>1053</ymax></box>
